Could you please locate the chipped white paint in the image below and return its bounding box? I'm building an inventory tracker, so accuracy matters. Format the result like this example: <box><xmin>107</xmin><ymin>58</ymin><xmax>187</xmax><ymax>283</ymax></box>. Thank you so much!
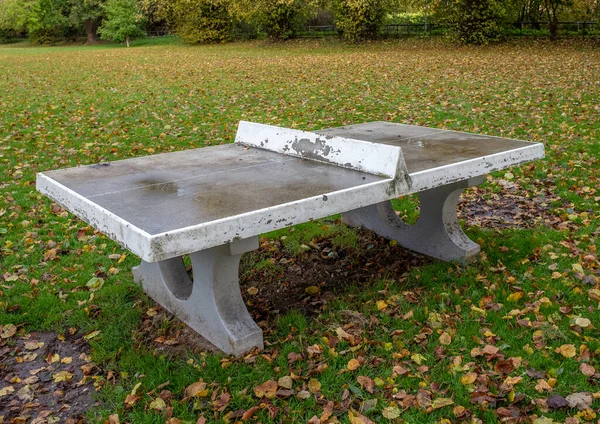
<box><xmin>235</xmin><ymin>121</ymin><xmax>405</xmax><ymax>178</ymax></box>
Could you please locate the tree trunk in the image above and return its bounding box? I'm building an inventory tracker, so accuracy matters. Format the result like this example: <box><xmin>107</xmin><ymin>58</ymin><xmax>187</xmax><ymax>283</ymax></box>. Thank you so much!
<box><xmin>84</xmin><ymin>19</ymin><xmax>100</xmax><ymax>44</ymax></box>
<box><xmin>126</xmin><ymin>35</ymin><xmax>130</xmax><ymax>47</ymax></box>
<box><xmin>549</xmin><ymin>18</ymin><xmax>558</xmax><ymax>40</ymax></box>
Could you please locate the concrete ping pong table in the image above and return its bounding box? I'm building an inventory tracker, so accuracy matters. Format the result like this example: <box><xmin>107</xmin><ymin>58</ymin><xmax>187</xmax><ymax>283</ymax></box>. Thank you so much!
<box><xmin>37</xmin><ymin>121</ymin><xmax>544</xmax><ymax>356</ymax></box>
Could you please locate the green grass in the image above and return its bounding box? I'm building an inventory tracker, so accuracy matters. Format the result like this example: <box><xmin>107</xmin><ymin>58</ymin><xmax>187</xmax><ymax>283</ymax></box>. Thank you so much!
<box><xmin>0</xmin><ymin>37</ymin><xmax>599</xmax><ymax>423</ymax></box>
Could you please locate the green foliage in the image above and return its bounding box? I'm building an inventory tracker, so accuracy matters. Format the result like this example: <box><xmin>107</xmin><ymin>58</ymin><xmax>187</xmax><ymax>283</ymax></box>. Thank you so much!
<box><xmin>171</xmin><ymin>0</ymin><xmax>232</xmax><ymax>43</ymax></box>
<box><xmin>333</xmin><ymin>0</ymin><xmax>388</xmax><ymax>41</ymax></box>
<box><xmin>69</xmin><ymin>0</ymin><xmax>105</xmax><ymax>42</ymax></box>
<box><xmin>139</xmin><ymin>0</ymin><xmax>174</xmax><ymax>27</ymax></box>
<box><xmin>385</xmin><ymin>11</ymin><xmax>426</xmax><ymax>24</ymax></box>
<box><xmin>27</xmin><ymin>0</ymin><xmax>72</xmax><ymax>43</ymax></box>
<box><xmin>98</xmin><ymin>0</ymin><xmax>146</xmax><ymax>45</ymax></box>
<box><xmin>447</xmin><ymin>0</ymin><xmax>505</xmax><ymax>45</ymax></box>
<box><xmin>260</xmin><ymin>0</ymin><xmax>306</xmax><ymax>40</ymax></box>
<box><xmin>0</xmin><ymin>0</ymin><xmax>31</xmax><ymax>33</ymax></box>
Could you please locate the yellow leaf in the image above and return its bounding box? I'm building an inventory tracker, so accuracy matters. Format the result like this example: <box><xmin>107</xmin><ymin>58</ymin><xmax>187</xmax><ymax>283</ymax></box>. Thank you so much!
<box><xmin>558</xmin><ymin>344</ymin><xmax>576</xmax><ymax>358</ymax></box>
<box><xmin>149</xmin><ymin>397</ymin><xmax>166</xmax><ymax>411</ymax></box>
<box><xmin>278</xmin><ymin>376</ymin><xmax>293</xmax><ymax>389</ymax></box>
<box><xmin>1</xmin><ymin>324</ymin><xmax>17</xmax><ymax>339</ymax></box>
<box><xmin>431</xmin><ymin>398</ymin><xmax>454</xmax><ymax>410</ymax></box>
<box><xmin>376</xmin><ymin>300</ymin><xmax>388</xmax><ymax>311</ymax></box>
<box><xmin>575</xmin><ymin>317</ymin><xmax>591</xmax><ymax>328</ymax></box>
<box><xmin>84</xmin><ymin>330</ymin><xmax>101</xmax><ymax>340</ymax></box>
<box><xmin>0</xmin><ymin>386</ymin><xmax>15</xmax><ymax>397</ymax></box>
<box><xmin>53</xmin><ymin>371</ymin><xmax>73</xmax><ymax>383</ymax></box>
<box><xmin>411</xmin><ymin>353</ymin><xmax>426</xmax><ymax>365</ymax></box>
<box><xmin>461</xmin><ymin>372</ymin><xmax>477</xmax><ymax>385</ymax></box>
<box><xmin>382</xmin><ymin>406</ymin><xmax>401</xmax><ymax>419</ymax></box>
<box><xmin>308</xmin><ymin>378</ymin><xmax>321</xmax><ymax>393</ymax></box>
<box><xmin>305</xmin><ymin>286</ymin><xmax>320</xmax><ymax>295</ymax></box>
<box><xmin>507</xmin><ymin>292</ymin><xmax>524</xmax><ymax>302</ymax></box>
<box><xmin>347</xmin><ymin>358</ymin><xmax>360</xmax><ymax>371</ymax></box>
<box><xmin>130</xmin><ymin>382</ymin><xmax>142</xmax><ymax>396</ymax></box>
<box><xmin>24</xmin><ymin>341</ymin><xmax>44</xmax><ymax>350</ymax></box>
<box><xmin>61</xmin><ymin>356</ymin><xmax>72</xmax><ymax>364</ymax></box>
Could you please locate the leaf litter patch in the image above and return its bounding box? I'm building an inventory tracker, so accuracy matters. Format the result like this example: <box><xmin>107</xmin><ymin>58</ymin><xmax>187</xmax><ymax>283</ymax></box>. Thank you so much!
<box><xmin>459</xmin><ymin>178</ymin><xmax>566</xmax><ymax>230</ymax></box>
<box><xmin>0</xmin><ymin>330</ymin><xmax>100</xmax><ymax>423</ymax></box>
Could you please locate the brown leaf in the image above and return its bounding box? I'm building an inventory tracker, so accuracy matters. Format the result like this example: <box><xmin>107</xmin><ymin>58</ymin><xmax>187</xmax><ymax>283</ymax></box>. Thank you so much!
<box><xmin>108</xmin><ymin>414</ymin><xmax>120</xmax><ymax>424</ymax></box>
<box><xmin>184</xmin><ymin>381</ymin><xmax>208</xmax><ymax>399</ymax></box>
<box><xmin>124</xmin><ymin>394</ymin><xmax>141</xmax><ymax>408</ymax></box>
<box><xmin>357</xmin><ymin>376</ymin><xmax>374</xmax><ymax>394</ymax></box>
<box><xmin>416</xmin><ymin>389</ymin><xmax>432</xmax><ymax>408</ymax></box>
<box><xmin>439</xmin><ymin>332</ymin><xmax>452</xmax><ymax>345</ymax></box>
<box><xmin>307</xmin><ymin>344</ymin><xmax>323</xmax><ymax>356</ymax></box>
<box><xmin>288</xmin><ymin>352</ymin><xmax>303</xmax><ymax>365</ymax></box>
<box><xmin>276</xmin><ymin>389</ymin><xmax>294</xmax><ymax>398</ymax></box>
<box><xmin>565</xmin><ymin>392</ymin><xmax>592</xmax><ymax>410</ymax></box>
<box><xmin>213</xmin><ymin>393</ymin><xmax>231</xmax><ymax>412</ymax></box>
<box><xmin>481</xmin><ymin>345</ymin><xmax>499</xmax><ymax>356</ymax></box>
<box><xmin>580</xmin><ymin>363</ymin><xmax>595</xmax><ymax>377</ymax></box>
<box><xmin>320</xmin><ymin>400</ymin><xmax>334</xmax><ymax>422</ymax></box>
<box><xmin>494</xmin><ymin>359</ymin><xmax>515</xmax><ymax>374</ymax></box>
<box><xmin>546</xmin><ymin>394</ymin><xmax>568</xmax><ymax>409</ymax></box>
<box><xmin>241</xmin><ymin>406</ymin><xmax>260</xmax><ymax>421</ymax></box>
<box><xmin>348</xmin><ymin>410</ymin><xmax>375</xmax><ymax>424</ymax></box>
<box><xmin>254</xmin><ymin>380</ymin><xmax>277</xmax><ymax>399</ymax></box>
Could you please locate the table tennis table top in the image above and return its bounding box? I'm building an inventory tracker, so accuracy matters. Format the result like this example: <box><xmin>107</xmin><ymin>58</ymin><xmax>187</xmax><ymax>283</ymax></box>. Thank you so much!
<box><xmin>37</xmin><ymin>121</ymin><xmax>544</xmax><ymax>262</ymax></box>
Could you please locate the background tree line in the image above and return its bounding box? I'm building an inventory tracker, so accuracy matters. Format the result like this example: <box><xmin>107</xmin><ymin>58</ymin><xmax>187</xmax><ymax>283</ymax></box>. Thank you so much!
<box><xmin>1</xmin><ymin>0</ymin><xmax>598</xmax><ymax>45</ymax></box>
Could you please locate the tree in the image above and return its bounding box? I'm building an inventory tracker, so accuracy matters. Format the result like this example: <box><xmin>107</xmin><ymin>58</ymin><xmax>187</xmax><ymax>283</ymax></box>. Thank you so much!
<box><xmin>449</xmin><ymin>0</ymin><xmax>504</xmax><ymax>44</ymax></box>
<box><xmin>27</xmin><ymin>0</ymin><xmax>72</xmax><ymax>43</ymax></box>
<box><xmin>543</xmin><ymin>0</ymin><xmax>573</xmax><ymax>39</ymax></box>
<box><xmin>171</xmin><ymin>0</ymin><xmax>232</xmax><ymax>43</ymax></box>
<box><xmin>0</xmin><ymin>0</ymin><xmax>31</xmax><ymax>32</ymax></box>
<box><xmin>98</xmin><ymin>0</ymin><xmax>146</xmax><ymax>46</ymax></box>
<box><xmin>139</xmin><ymin>0</ymin><xmax>175</xmax><ymax>28</ymax></box>
<box><xmin>69</xmin><ymin>0</ymin><xmax>105</xmax><ymax>43</ymax></box>
<box><xmin>332</xmin><ymin>0</ymin><xmax>389</xmax><ymax>41</ymax></box>
<box><xmin>259</xmin><ymin>0</ymin><xmax>307</xmax><ymax>40</ymax></box>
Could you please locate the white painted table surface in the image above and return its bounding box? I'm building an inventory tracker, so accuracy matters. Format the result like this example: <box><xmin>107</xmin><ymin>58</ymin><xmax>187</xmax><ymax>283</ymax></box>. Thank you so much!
<box><xmin>37</xmin><ymin>121</ymin><xmax>544</xmax><ymax>263</ymax></box>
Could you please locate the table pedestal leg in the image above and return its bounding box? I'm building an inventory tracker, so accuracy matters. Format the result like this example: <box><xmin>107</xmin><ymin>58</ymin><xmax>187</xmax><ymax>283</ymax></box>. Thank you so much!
<box><xmin>343</xmin><ymin>177</ymin><xmax>483</xmax><ymax>263</ymax></box>
<box><xmin>132</xmin><ymin>237</ymin><xmax>263</xmax><ymax>356</ymax></box>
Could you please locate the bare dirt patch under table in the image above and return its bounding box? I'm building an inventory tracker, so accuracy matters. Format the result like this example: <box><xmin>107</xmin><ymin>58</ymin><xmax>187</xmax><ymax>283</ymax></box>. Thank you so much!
<box><xmin>0</xmin><ymin>331</ymin><xmax>100</xmax><ymax>423</ymax></box>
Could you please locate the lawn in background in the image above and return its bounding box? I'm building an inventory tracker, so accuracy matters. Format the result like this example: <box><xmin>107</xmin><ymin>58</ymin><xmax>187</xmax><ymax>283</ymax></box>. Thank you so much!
<box><xmin>0</xmin><ymin>38</ymin><xmax>599</xmax><ymax>423</ymax></box>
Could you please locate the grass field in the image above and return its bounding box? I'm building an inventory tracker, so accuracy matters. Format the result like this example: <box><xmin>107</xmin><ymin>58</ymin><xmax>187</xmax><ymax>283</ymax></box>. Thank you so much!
<box><xmin>1</xmin><ymin>37</ymin><xmax>599</xmax><ymax>423</ymax></box>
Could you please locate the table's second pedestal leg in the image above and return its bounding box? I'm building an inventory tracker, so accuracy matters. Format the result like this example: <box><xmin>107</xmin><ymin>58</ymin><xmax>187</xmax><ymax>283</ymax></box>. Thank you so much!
<box><xmin>343</xmin><ymin>177</ymin><xmax>483</xmax><ymax>263</ymax></box>
<box><xmin>132</xmin><ymin>237</ymin><xmax>263</xmax><ymax>356</ymax></box>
